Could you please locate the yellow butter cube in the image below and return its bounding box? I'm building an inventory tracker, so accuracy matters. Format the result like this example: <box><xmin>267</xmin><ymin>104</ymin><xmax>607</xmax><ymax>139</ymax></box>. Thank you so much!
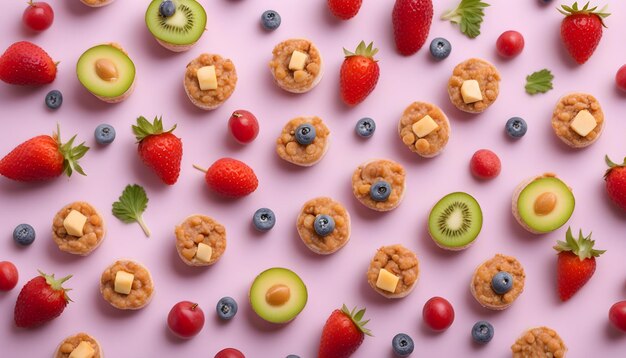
<box><xmin>197</xmin><ymin>65</ymin><xmax>217</xmax><ymax>91</ymax></box>
<box><xmin>461</xmin><ymin>80</ymin><xmax>483</xmax><ymax>104</ymax></box>
<box><xmin>195</xmin><ymin>243</ymin><xmax>212</xmax><ymax>263</ymax></box>
<box><xmin>288</xmin><ymin>50</ymin><xmax>308</xmax><ymax>71</ymax></box>
<box><xmin>412</xmin><ymin>115</ymin><xmax>439</xmax><ymax>138</ymax></box>
<box><xmin>570</xmin><ymin>110</ymin><xmax>597</xmax><ymax>137</ymax></box>
<box><xmin>63</xmin><ymin>210</ymin><xmax>87</xmax><ymax>237</ymax></box>
<box><xmin>114</xmin><ymin>270</ymin><xmax>134</xmax><ymax>295</ymax></box>
<box><xmin>375</xmin><ymin>269</ymin><xmax>399</xmax><ymax>293</ymax></box>
<box><xmin>69</xmin><ymin>341</ymin><xmax>95</xmax><ymax>358</ymax></box>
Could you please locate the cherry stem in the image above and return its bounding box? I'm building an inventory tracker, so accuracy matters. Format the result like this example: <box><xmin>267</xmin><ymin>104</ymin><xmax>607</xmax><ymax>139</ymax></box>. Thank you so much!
<box><xmin>192</xmin><ymin>164</ymin><xmax>207</xmax><ymax>173</ymax></box>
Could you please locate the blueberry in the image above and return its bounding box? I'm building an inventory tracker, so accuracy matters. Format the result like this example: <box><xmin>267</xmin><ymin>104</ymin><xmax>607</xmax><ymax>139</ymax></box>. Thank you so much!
<box><xmin>471</xmin><ymin>321</ymin><xmax>494</xmax><ymax>344</ymax></box>
<box><xmin>370</xmin><ymin>181</ymin><xmax>391</xmax><ymax>202</ymax></box>
<box><xmin>286</xmin><ymin>356</ymin><xmax>300</xmax><ymax>358</ymax></box>
<box><xmin>505</xmin><ymin>117</ymin><xmax>527</xmax><ymax>138</ymax></box>
<box><xmin>13</xmin><ymin>224</ymin><xmax>35</xmax><ymax>246</ymax></box>
<box><xmin>159</xmin><ymin>0</ymin><xmax>176</xmax><ymax>17</ymax></box>
<box><xmin>45</xmin><ymin>90</ymin><xmax>63</xmax><ymax>110</ymax></box>
<box><xmin>294</xmin><ymin>123</ymin><xmax>316</xmax><ymax>145</ymax></box>
<box><xmin>429</xmin><ymin>37</ymin><xmax>452</xmax><ymax>60</ymax></box>
<box><xmin>253</xmin><ymin>208</ymin><xmax>276</xmax><ymax>232</ymax></box>
<box><xmin>356</xmin><ymin>117</ymin><xmax>376</xmax><ymax>138</ymax></box>
<box><xmin>216</xmin><ymin>296</ymin><xmax>238</xmax><ymax>320</ymax></box>
<box><xmin>491</xmin><ymin>271</ymin><xmax>513</xmax><ymax>294</ymax></box>
<box><xmin>261</xmin><ymin>10</ymin><xmax>281</xmax><ymax>30</ymax></box>
<box><xmin>94</xmin><ymin>124</ymin><xmax>116</xmax><ymax>145</ymax></box>
<box><xmin>539</xmin><ymin>0</ymin><xmax>553</xmax><ymax>4</ymax></box>
<box><xmin>392</xmin><ymin>333</ymin><xmax>414</xmax><ymax>357</ymax></box>
<box><xmin>313</xmin><ymin>214</ymin><xmax>335</xmax><ymax>236</ymax></box>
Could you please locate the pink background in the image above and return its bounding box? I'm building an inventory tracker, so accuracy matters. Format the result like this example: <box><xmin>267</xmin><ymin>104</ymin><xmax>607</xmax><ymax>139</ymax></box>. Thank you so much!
<box><xmin>1</xmin><ymin>0</ymin><xmax>626</xmax><ymax>356</ymax></box>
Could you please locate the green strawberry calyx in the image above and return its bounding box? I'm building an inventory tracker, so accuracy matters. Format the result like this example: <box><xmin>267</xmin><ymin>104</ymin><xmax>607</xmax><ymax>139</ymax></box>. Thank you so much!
<box><xmin>558</xmin><ymin>2</ymin><xmax>610</xmax><ymax>27</ymax></box>
<box><xmin>343</xmin><ymin>41</ymin><xmax>378</xmax><ymax>61</ymax></box>
<box><xmin>341</xmin><ymin>304</ymin><xmax>373</xmax><ymax>337</ymax></box>
<box><xmin>604</xmin><ymin>155</ymin><xmax>626</xmax><ymax>179</ymax></box>
<box><xmin>132</xmin><ymin>116</ymin><xmax>177</xmax><ymax>142</ymax></box>
<box><xmin>54</xmin><ymin>124</ymin><xmax>89</xmax><ymax>177</ymax></box>
<box><xmin>38</xmin><ymin>270</ymin><xmax>73</xmax><ymax>302</ymax></box>
<box><xmin>554</xmin><ymin>227</ymin><xmax>606</xmax><ymax>261</ymax></box>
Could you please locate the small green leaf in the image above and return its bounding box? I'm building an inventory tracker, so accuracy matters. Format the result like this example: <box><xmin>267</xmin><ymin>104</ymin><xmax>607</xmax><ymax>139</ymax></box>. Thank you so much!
<box><xmin>112</xmin><ymin>184</ymin><xmax>151</xmax><ymax>237</ymax></box>
<box><xmin>441</xmin><ymin>0</ymin><xmax>490</xmax><ymax>39</ymax></box>
<box><xmin>525</xmin><ymin>69</ymin><xmax>554</xmax><ymax>95</ymax></box>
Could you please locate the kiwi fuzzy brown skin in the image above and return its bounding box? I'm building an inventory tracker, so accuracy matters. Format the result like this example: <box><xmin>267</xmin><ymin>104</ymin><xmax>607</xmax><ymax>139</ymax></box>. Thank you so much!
<box><xmin>427</xmin><ymin>192</ymin><xmax>482</xmax><ymax>251</ymax></box>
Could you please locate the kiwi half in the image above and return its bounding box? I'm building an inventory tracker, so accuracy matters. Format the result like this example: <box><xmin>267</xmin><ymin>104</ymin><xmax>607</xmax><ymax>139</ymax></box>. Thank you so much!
<box><xmin>145</xmin><ymin>0</ymin><xmax>207</xmax><ymax>47</ymax></box>
<box><xmin>428</xmin><ymin>192</ymin><xmax>483</xmax><ymax>250</ymax></box>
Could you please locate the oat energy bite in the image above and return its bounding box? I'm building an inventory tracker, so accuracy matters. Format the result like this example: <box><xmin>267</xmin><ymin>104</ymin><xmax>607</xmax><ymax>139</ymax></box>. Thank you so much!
<box><xmin>269</xmin><ymin>38</ymin><xmax>324</xmax><ymax>93</ymax></box>
<box><xmin>471</xmin><ymin>254</ymin><xmax>525</xmax><ymax>310</ymax></box>
<box><xmin>511</xmin><ymin>326</ymin><xmax>567</xmax><ymax>358</ymax></box>
<box><xmin>352</xmin><ymin>159</ymin><xmax>406</xmax><ymax>211</ymax></box>
<box><xmin>276</xmin><ymin>116</ymin><xmax>330</xmax><ymax>166</ymax></box>
<box><xmin>52</xmin><ymin>201</ymin><xmax>105</xmax><ymax>256</ymax></box>
<box><xmin>175</xmin><ymin>215</ymin><xmax>226</xmax><ymax>266</ymax></box>
<box><xmin>54</xmin><ymin>332</ymin><xmax>103</xmax><ymax>358</ymax></box>
<box><xmin>448</xmin><ymin>58</ymin><xmax>500</xmax><ymax>113</ymax></box>
<box><xmin>100</xmin><ymin>260</ymin><xmax>154</xmax><ymax>310</ymax></box>
<box><xmin>367</xmin><ymin>244</ymin><xmax>419</xmax><ymax>299</ymax></box>
<box><xmin>552</xmin><ymin>92</ymin><xmax>604</xmax><ymax>148</ymax></box>
<box><xmin>184</xmin><ymin>53</ymin><xmax>237</xmax><ymax>110</ymax></box>
<box><xmin>80</xmin><ymin>0</ymin><xmax>114</xmax><ymax>7</ymax></box>
<box><xmin>296</xmin><ymin>197</ymin><xmax>351</xmax><ymax>255</ymax></box>
<box><xmin>398</xmin><ymin>102</ymin><xmax>450</xmax><ymax>157</ymax></box>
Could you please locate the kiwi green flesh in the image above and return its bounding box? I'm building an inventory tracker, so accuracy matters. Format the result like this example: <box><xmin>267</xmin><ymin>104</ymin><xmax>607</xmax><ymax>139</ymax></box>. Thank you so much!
<box><xmin>517</xmin><ymin>177</ymin><xmax>574</xmax><ymax>233</ymax></box>
<box><xmin>428</xmin><ymin>192</ymin><xmax>483</xmax><ymax>248</ymax></box>
<box><xmin>145</xmin><ymin>0</ymin><xmax>206</xmax><ymax>45</ymax></box>
<box><xmin>76</xmin><ymin>45</ymin><xmax>135</xmax><ymax>98</ymax></box>
<box><xmin>249</xmin><ymin>268</ymin><xmax>307</xmax><ymax>324</ymax></box>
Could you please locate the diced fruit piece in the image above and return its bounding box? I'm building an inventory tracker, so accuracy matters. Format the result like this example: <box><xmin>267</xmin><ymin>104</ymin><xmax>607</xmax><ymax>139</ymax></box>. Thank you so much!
<box><xmin>228</xmin><ymin>110</ymin><xmax>259</xmax><ymax>144</ymax></box>
<box><xmin>375</xmin><ymin>269</ymin><xmax>399</xmax><ymax>293</ymax></box>
<box><xmin>392</xmin><ymin>333</ymin><xmax>414</xmax><ymax>356</ymax></box>
<box><xmin>605</xmin><ymin>156</ymin><xmax>626</xmax><ymax>211</ymax></box>
<box><xmin>68</xmin><ymin>341</ymin><xmax>95</xmax><ymax>358</ymax></box>
<box><xmin>14</xmin><ymin>271</ymin><xmax>72</xmax><ymax>328</ymax></box>
<box><xmin>159</xmin><ymin>0</ymin><xmax>175</xmax><ymax>17</ymax></box>
<box><xmin>441</xmin><ymin>0</ymin><xmax>490</xmax><ymax>38</ymax></box>
<box><xmin>13</xmin><ymin>224</ymin><xmax>36</xmax><ymax>246</ymax></box>
<box><xmin>0</xmin><ymin>261</ymin><xmax>19</xmax><ymax>291</ymax></box>
<box><xmin>288</xmin><ymin>51</ymin><xmax>307</xmax><ymax>71</ymax></box>
<box><xmin>491</xmin><ymin>271</ymin><xmax>513</xmax><ymax>294</ymax></box>
<box><xmin>252</xmin><ymin>208</ymin><xmax>276</xmax><ymax>232</ymax></box>
<box><xmin>314</xmin><ymin>214</ymin><xmax>335</xmax><ymax>236</ymax></box>
<box><xmin>327</xmin><ymin>0</ymin><xmax>362</xmax><ymax>20</ymax></box>
<box><xmin>114</xmin><ymin>271</ymin><xmax>134</xmax><ymax>295</ymax></box>
<box><xmin>63</xmin><ymin>210</ymin><xmax>87</xmax><ymax>237</ymax></box>
<box><xmin>470</xmin><ymin>149</ymin><xmax>501</xmax><ymax>179</ymax></box>
<box><xmin>76</xmin><ymin>44</ymin><xmax>135</xmax><ymax>100</ymax></box>
<box><xmin>45</xmin><ymin>90</ymin><xmax>63</xmax><ymax>110</ymax></box>
<box><xmin>195</xmin><ymin>243</ymin><xmax>212</xmax><ymax>263</ymax></box>
<box><xmin>423</xmin><ymin>296</ymin><xmax>454</xmax><ymax>331</ymax></box>
<box><xmin>23</xmin><ymin>2</ymin><xmax>54</xmax><ymax>32</ymax></box>
<box><xmin>355</xmin><ymin>117</ymin><xmax>376</xmax><ymax>138</ymax></box>
<box><xmin>428</xmin><ymin>192</ymin><xmax>483</xmax><ymax>249</ymax></box>
<box><xmin>412</xmin><ymin>115</ymin><xmax>439</xmax><ymax>138</ymax></box>
<box><xmin>215</xmin><ymin>348</ymin><xmax>245</xmax><ymax>358</ymax></box>
<box><xmin>616</xmin><ymin>65</ymin><xmax>626</xmax><ymax>92</ymax></box>
<box><xmin>0</xmin><ymin>41</ymin><xmax>57</xmax><ymax>85</ymax></box>
<box><xmin>505</xmin><ymin>117</ymin><xmax>527</xmax><ymax>138</ymax></box>
<box><xmin>261</xmin><ymin>10</ymin><xmax>281</xmax><ymax>30</ymax></box>
<box><xmin>370</xmin><ymin>181</ymin><xmax>391</xmax><ymax>202</ymax></box>
<box><xmin>133</xmin><ymin>116</ymin><xmax>182</xmax><ymax>185</ymax></box>
<box><xmin>194</xmin><ymin>158</ymin><xmax>258</xmax><ymax>198</ymax></box>
<box><xmin>609</xmin><ymin>301</ymin><xmax>626</xmax><ymax>332</ymax></box>
<box><xmin>471</xmin><ymin>321</ymin><xmax>494</xmax><ymax>343</ymax></box>
<box><xmin>496</xmin><ymin>30</ymin><xmax>524</xmax><ymax>58</ymax></box>
<box><xmin>569</xmin><ymin>110</ymin><xmax>597</xmax><ymax>137</ymax></box>
<box><xmin>392</xmin><ymin>0</ymin><xmax>433</xmax><ymax>55</ymax></box>
<box><xmin>559</xmin><ymin>2</ymin><xmax>610</xmax><ymax>64</ymax></box>
<box><xmin>94</xmin><ymin>124</ymin><xmax>116</xmax><ymax>145</ymax></box>
<box><xmin>167</xmin><ymin>301</ymin><xmax>205</xmax><ymax>339</ymax></box>
<box><xmin>516</xmin><ymin>176</ymin><xmax>575</xmax><ymax>233</ymax></box>
<box><xmin>145</xmin><ymin>0</ymin><xmax>207</xmax><ymax>46</ymax></box>
<box><xmin>197</xmin><ymin>65</ymin><xmax>217</xmax><ymax>90</ymax></box>
<box><xmin>461</xmin><ymin>80</ymin><xmax>482</xmax><ymax>104</ymax></box>
<box><xmin>295</xmin><ymin>124</ymin><xmax>316</xmax><ymax>145</ymax></box>
<box><xmin>318</xmin><ymin>304</ymin><xmax>372</xmax><ymax>358</ymax></box>
<box><xmin>216</xmin><ymin>296</ymin><xmax>238</xmax><ymax>321</ymax></box>
<box><xmin>340</xmin><ymin>41</ymin><xmax>380</xmax><ymax>106</ymax></box>
<box><xmin>249</xmin><ymin>267</ymin><xmax>307</xmax><ymax>324</ymax></box>
<box><xmin>429</xmin><ymin>37</ymin><xmax>451</xmax><ymax>60</ymax></box>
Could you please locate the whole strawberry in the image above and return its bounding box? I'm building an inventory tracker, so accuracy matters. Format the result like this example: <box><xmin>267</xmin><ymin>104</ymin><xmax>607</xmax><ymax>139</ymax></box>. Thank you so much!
<box><xmin>0</xmin><ymin>41</ymin><xmax>57</xmax><ymax>85</ymax></box>
<box><xmin>392</xmin><ymin>0</ymin><xmax>433</xmax><ymax>56</ymax></box>
<box><xmin>194</xmin><ymin>158</ymin><xmax>258</xmax><ymax>198</ymax></box>
<box><xmin>554</xmin><ymin>227</ymin><xmax>605</xmax><ymax>301</ymax></box>
<box><xmin>340</xmin><ymin>41</ymin><xmax>379</xmax><ymax>106</ymax></box>
<box><xmin>14</xmin><ymin>271</ymin><xmax>72</xmax><ymax>328</ymax></box>
<box><xmin>0</xmin><ymin>125</ymin><xmax>88</xmax><ymax>182</ymax></box>
<box><xmin>133</xmin><ymin>116</ymin><xmax>182</xmax><ymax>185</ymax></box>
<box><xmin>559</xmin><ymin>2</ymin><xmax>610</xmax><ymax>64</ymax></box>
<box><xmin>318</xmin><ymin>305</ymin><xmax>372</xmax><ymax>358</ymax></box>
<box><xmin>328</xmin><ymin>0</ymin><xmax>362</xmax><ymax>20</ymax></box>
<box><xmin>605</xmin><ymin>155</ymin><xmax>626</xmax><ymax>211</ymax></box>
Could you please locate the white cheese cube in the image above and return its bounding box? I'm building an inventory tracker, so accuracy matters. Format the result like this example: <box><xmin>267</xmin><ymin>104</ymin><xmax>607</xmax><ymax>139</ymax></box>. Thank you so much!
<box><xmin>375</xmin><ymin>268</ymin><xmax>399</xmax><ymax>293</ymax></box>
<box><xmin>69</xmin><ymin>341</ymin><xmax>95</xmax><ymax>358</ymax></box>
<box><xmin>288</xmin><ymin>50</ymin><xmax>308</xmax><ymax>71</ymax></box>
<box><xmin>63</xmin><ymin>210</ymin><xmax>87</xmax><ymax>237</ymax></box>
<box><xmin>461</xmin><ymin>80</ymin><xmax>483</xmax><ymax>104</ymax></box>
<box><xmin>197</xmin><ymin>65</ymin><xmax>217</xmax><ymax>91</ymax></box>
<box><xmin>570</xmin><ymin>110</ymin><xmax>597</xmax><ymax>137</ymax></box>
<box><xmin>412</xmin><ymin>115</ymin><xmax>439</xmax><ymax>138</ymax></box>
<box><xmin>195</xmin><ymin>243</ymin><xmax>212</xmax><ymax>263</ymax></box>
<box><xmin>114</xmin><ymin>270</ymin><xmax>134</xmax><ymax>295</ymax></box>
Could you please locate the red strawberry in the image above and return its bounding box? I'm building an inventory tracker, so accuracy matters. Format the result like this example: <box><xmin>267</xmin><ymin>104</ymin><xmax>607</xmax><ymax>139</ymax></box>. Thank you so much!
<box><xmin>133</xmin><ymin>116</ymin><xmax>182</xmax><ymax>185</ymax></box>
<box><xmin>392</xmin><ymin>0</ymin><xmax>433</xmax><ymax>56</ymax></box>
<box><xmin>194</xmin><ymin>158</ymin><xmax>258</xmax><ymax>198</ymax></box>
<box><xmin>0</xmin><ymin>125</ymin><xmax>89</xmax><ymax>182</ymax></box>
<box><xmin>14</xmin><ymin>271</ymin><xmax>72</xmax><ymax>328</ymax></box>
<box><xmin>328</xmin><ymin>0</ymin><xmax>362</xmax><ymax>20</ymax></box>
<box><xmin>559</xmin><ymin>2</ymin><xmax>610</xmax><ymax>64</ymax></box>
<box><xmin>554</xmin><ymin>227</ymin><xmax>605</xmax><ymax>301</ymax></box>
<box><xmin>0</xmin><ymin>41</ymin><xmax>57</xmax><ymax>85</ymax></box>
<box><xmin>605</xmin><ymin>155</ymin><xmax>626</xmax><ymax>211</ymax></box>
<box><xmin>318</xmin><ymin>305</ymin><xmax>372</xmax><ymax>358</ymax></box>
<box><xmin>340</xmin><ymin>41</ymin><xmax>380</xmax><ymax>106</ymax></box>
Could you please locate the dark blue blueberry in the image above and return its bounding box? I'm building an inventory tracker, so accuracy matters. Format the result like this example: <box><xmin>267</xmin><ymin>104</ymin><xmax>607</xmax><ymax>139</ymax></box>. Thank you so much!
<box><xmin>356</xmin><ymin>117</ymin><xmax>376</xmax><ymax>138</ymax></box>
<box><xmin>13</xmin><ymin>224</ymin><xmax>35</xmax><ymax>246</ymax></box>
<box><xmin>294</xmin><ymin>123</ymin><xmax>316</xmax><ymax>145</ymax></box>
<box><xmin>45</xmin><ymin>90</ymin><xmax>63</xmax><ymax>110</ymax></box>
<box><xmin>392</xmin><ymin>333</ymin><xmax>414</xmax><ymax>357</ymax></box>
<box><xmin>539</xmin><ymin>0</ymin><xmax>553</xmax><ymax>4</ymax></box>
<box><xmin>471</xmin><ymin>321</ymin><xmax>494</xmax><ymax>344</ymax></box>
<box><xmin>491</xmin><ymin>271</ymin><xmax>513</xmax><ymax>294</ymax></box>
<box><xmin>505</xmin><ymin>117</ymin><xmax>527</xmax><ymax>138</ymax></box>
<box><xmin>216</xmin><ymin>296</ymin><xmax>238</xmax><ymax>320</ymax></box>
<box><xmin>285</xmin><ymin>356</ymin><xmax>300</xmax><ymax>358</ymax></box>
<box><xmin>253</xmin><ymin>208</ymin><xmax>276</xmax><ymax>232</ymax></box>
<box><xmin>94</xmin><ymin>124</ymin><xmax>116</xmax><ymax>145</ymax></box>
<box><xmin>429</xmin><ymin>37</ymin><xmax>452</xmax><ymax>60</ymax></box>
<box><xmin>159</xmin><ymin>0</ymin><xmax>176</xmax><ymax>17</ymax></box>
<box><xmin>261</xmin><ymin>10</ymin><xmax>281</xmax><ymax>30</ymax></box>
<box><xmin>313</xmin><ymin>214</ymin><xmax>335</xmax><ymax>237</ymax></box>
<box><xmin>370</xmin><ymin>181</ymin><xmax>391</xmax><ymax>202</ymax></box>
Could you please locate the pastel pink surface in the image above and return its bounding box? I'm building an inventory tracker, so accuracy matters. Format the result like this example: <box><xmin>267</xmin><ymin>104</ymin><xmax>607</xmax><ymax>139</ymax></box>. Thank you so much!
<box><xmin>1</xmin><ymin>1</ymin><xmax>626</xmax><ymax>357</ymax></box>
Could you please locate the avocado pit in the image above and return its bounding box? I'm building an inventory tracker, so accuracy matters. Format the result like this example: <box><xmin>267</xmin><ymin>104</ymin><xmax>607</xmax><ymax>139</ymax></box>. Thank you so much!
<box><xmin>533</xmin><ymin>192</ymin><xmax>557</xmax><ymax>216</ymax></box>
<box><xmin>95</xmin><ymin>58</ymin><xmax>118</xmax><ymax>81</ymax></box>
<box><xmin>265</xmin><ymin>284</ymin><xmax>290</xmax><ymax>306</ymax></box>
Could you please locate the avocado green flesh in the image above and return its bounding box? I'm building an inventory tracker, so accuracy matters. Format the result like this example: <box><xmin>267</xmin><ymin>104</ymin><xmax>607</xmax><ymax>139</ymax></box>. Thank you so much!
<box><xmin>250</xmin><ymin>268</ymin><xmax>307</xmax><ymax>324</ymax></box>
<box><xmin>428</xmin><ymin>192</ymin><xmax>483</xmax><ymax>248</ymax></box>
<box><xmin>145</xmin><ymin>0</ymin><xmax>207</xmax><ymax>45</ymax></box>
<box><xmin>517</xmin><ymin>177</ymin><xmax>575</xmax><ymax>233</ymax></box>
<box><xmin>76</xmin><ymin>45</ymin><xmax>135</xmax><ymax>98</ymax></box>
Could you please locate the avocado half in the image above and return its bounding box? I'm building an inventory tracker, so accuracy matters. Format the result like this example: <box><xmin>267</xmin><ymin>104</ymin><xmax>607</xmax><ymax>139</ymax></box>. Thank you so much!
<box><xmin>249</xmin><ymin>267</ymin><xmax>307</xmax><ymax>324</ymax></box>
<box><xmin>76</xmin><ymin>44</ymin><xmax>136</xmax><ymax>102</ymax></box>
<box><xmin>514</xmin><ymin>176</ymin><xmax>575</xmax><ymax>233</ymax></box>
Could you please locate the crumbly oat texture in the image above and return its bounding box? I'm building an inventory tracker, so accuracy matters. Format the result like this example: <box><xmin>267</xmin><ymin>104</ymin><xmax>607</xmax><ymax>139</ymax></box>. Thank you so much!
<box><xmin>276</xmin><ymin>116</ymin><xmax>330</xmax><ymax>166</ymax></box>
<box><xmin>175</xmin><ymin>215</ymin><xmax>227</xmax><ymax>266</ymax></box>
<box><xmin>52</xmin><ymin>201</ymin><xmax>105</xmax><ymax>256</ymax></box>
<box><xmin>184</xmin><ymin>53</ymin><xmax>237</xmax><ymax>110</ymax></box>
<box><xmin>471</xmin><ymin>254</ymin><xmax>525</xmax><ymax>310</ymax></box>
<box><xmin>551</xmin><ymin>92</ymin><xmax>604</xmax><ymax>148</ymax></box>
<box><xmin>398</xmin><ymin>102</ymin><xmax>450</xmax><ymax>158</ymax></box>
<box><xmin>100</xmin><ymin>260</ymin><xmax>154</xmax><ymax>310</ymax></box>
<box><xmin>80</xmin><ymin>0</ymin><xmax>114</xmax><ymax>7</ymax></box>
<box><xmin>352</xmin><ymin>159</ymin><xmax>406</xmax><ymax>211</ymax></box>
<box><xmin>448</xmin><ymin>58</ymin><xmax>500</xmax><ymax>113</ymax></box>
<box><xmin>269</xmin><ymin>38</ymin><xmax>323</xmax><ymax>93</ymax></box>
<box><xmin>511</xmin><ymin>326</ymin><xmax>567</xmax><ymax>358</ymax></box>
<box><xmin>367</xmin><ymin>244</ymin><xmax>419</xmax><ymax>298</ymax></box>
<box><xmin>55</xmin><ymin>332</ymin><xmax>102</xmax><ymax>358</ymax></box>
<box><xmin>296</xmin><ymin>197</ymin><xmax>350</xmax><ymax>254</ymax></box>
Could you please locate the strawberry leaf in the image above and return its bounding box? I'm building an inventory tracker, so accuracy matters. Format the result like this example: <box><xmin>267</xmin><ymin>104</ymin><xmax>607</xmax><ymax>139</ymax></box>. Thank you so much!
<box><xmin>441</xmin><ymin>0</ymin><xmax>490</xmax><ymax>39</ymax></box>
<box><xmin>132</xmin><ymin>116</ymin><xmax>176</xmax><ymax>142</ymax></box>
<box><xmin>554</xmin><ymin>227</ymin><xmax>606</xmax><ymax>260</ymax></box>
<box><xmin>525</xmin><ymin>69</ymin><xmax>554</xmax><ymax>95</ymax></box>
<box><xmin>112</xmin><ymin>184</ymin><xmax>151</xmax><ymax>237</ymax></box>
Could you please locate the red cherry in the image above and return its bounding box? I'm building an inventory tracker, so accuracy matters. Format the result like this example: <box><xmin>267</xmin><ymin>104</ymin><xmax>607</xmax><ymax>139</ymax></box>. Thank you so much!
<box><xmin>609</xmin><ymin>301</ymin><xmax>626</xmax><ymax>332</ymax></box>
<box><xmin>470</xmin><ymin>149</ymin><xmax>501</xmax><ymax>180</ymax></box>
<box><xmin>22</xmin><ymin>1</ymin><xmax>54</xmax><ymax>32</ymax></box>
<box><xmin>0</xmin><ymin>261</ymin><xmax>19</xmax><ymax>291</ymax></box>
<box><xmin>496</xmin><ymin>30</ymin><xmax>524</xmax><ymax>58</ymax></box>
<box><xmin>422</xmin><ymin>296</ymin><xmax>454</xmax><ymax>331</ymax></box>
<box><xmin>228</xmin><ymin>110</ymin><xmax>259</xmax><ymax>144</ymax></box>
<box><xmin>616</xmin><ymin>65</ymin><xmax>626</xmax><ymax>92</ymax></box>
<box><xmin>167</xmin><ymin>301</ymin><xmax>205</xmax><ymax>339</ymax></box>
<box><xmin>215</xmin><ymin>348</ymin><xmax>245</xmax><ymax>358</ymax></box>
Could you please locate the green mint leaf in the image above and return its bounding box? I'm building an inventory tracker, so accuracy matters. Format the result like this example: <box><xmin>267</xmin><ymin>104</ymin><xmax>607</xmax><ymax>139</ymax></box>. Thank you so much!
<box><xmin>441</xmin><ymin>0</ymin><xmax>490</xmax><ymax>39</ymax></box>
<box><xmin>112</xmin><ymin>184</ymin><xmax>151</xmax><ymax>237</ymax></box>
<box><xmin>525</xmin><ymin>69</ymin><xmax>554</xmax><ymax>95</ymax></box>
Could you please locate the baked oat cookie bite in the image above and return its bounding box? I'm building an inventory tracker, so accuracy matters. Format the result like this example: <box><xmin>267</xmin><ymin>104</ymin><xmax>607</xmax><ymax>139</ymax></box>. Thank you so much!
<box><xmin>551</xmin><ymin>92</ymin><xmax>604</xmax><ymax>148</ymax></box>
<box><xmin>54</xmin><ymin>332</ymin><xmax>103</xmax><ymax>358</ymax></box>
<box><xmin>352</xmin><ymin>159</ymin><xmax>406</xmax><ymax>211</ymax></box>
<box><xmin>269</xmin><ymin>38</ymin><xmax>323</xmax><ymax>93</ymax></box>
<box><xmin>80</xmin><ymin>0</ymin><xmax>114</xmax><ymax>7</ymax></box>
<box><xmin>448</xmin><ymin>58</ymin><xmax>500</xmax><ymax>113</ymax></box>
<box><xmin>471</xmin><ymin>254</ymin><xmax>525</xmax><ymax>310</ymax></box>
<box><xmin>100</xmin><ymin>260</ymin><xmax>154</xmax><ymax>310</ymax></box>
<box><xmin>296</xmin><ymin>197</ymin><xmax>350</xmax><ymax>255</ymax></box>
<box><xmin>276</xmin><ymin>116</ymin><xmax>330</xmax><ymax>166</ymax></box>
<box><xmin>52</xmin><ymin>202</ymin><xmax>105</xmax><ymax>256</ymax></box>
<box><xmin>367</xmin><ymin>244</ymin><xmax>419</xmax><ymax>299</ymax></box>
<box><xmin>398</xmin><ymin>102</ymin><xmax>450</xmax><ymax>157</ymax></box>
<box><xmin>511</xmin><ymin>326</ymin><xmax>567</xmax><ymax>358</ymax></box>
<box><xmin>174</xmin><ymin>215</ymin><xmax>226</xmax><ymax>266</ymax></box>
<box><xmin>184</xmin><ymin>53</ymin><xmax>237</xmax><ymax>110</ymax></box>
